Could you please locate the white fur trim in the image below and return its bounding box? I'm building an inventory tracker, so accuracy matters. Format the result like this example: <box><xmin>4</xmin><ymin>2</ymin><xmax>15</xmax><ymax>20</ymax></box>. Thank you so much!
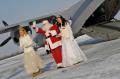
<box><xmin>57</xmin><ymin>63</ymin><xmax>62</xmax><ymax>67</ymax></box>
<box><xmin>45</xmin><ymin>31</ymin><xmax>50</xmax><ymax>37</ymax></box>
<box><xmin>46</xmin><ymin>38</ymin><xmax>61</xmax><ymax>49</ymax></box>
<box><xmin>50</xmin><ymin>30</ymin><xmax>57</xmax><ymax>36</ymax></box>
<box><xmin>45</xmin><ymin>44</ymin><xmax>50</xmax><ymax>50</ymax></box>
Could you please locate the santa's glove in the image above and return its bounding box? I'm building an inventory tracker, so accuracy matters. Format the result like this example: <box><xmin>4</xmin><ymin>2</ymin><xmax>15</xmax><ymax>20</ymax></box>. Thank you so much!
<box><xmin>45</xmin><ymin>31</ymin><xmax>50</xmax><ymax>37</ymax></box>
<box><xmin>31</xmin><ymin>21</ymin><xmax>36</xmax><ymax>29</ymax></box>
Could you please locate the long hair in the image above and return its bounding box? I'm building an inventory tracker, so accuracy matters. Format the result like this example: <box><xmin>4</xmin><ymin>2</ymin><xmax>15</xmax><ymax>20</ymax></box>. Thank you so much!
<box><xmin>57</xmin><ymin>15</ymin><xmax>67</xmax><ymax>27</ymax></box>
<box><xmin>19</xmin><ymin>26</ymin><xmax>28</xmax><ymax>37</ymax></box>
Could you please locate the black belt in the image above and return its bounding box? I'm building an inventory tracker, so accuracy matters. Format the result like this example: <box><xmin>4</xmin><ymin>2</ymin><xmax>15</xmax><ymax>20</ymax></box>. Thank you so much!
<box><xmin>46</xmin><ymin>35</ymin><xmax>57</xmax><ymax>39</ymax></box>
<box><xmin>46</xmin><ymin>35</ymin><xmax>51</xmax><ymax>39</ymax></box>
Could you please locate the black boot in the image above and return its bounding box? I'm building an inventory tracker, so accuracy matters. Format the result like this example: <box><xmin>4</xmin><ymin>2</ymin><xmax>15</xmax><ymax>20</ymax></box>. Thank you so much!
<box><xmin>46</xmin><ymin>50</ymin><xmax>51</xmax><ymax>54</ymax></box>
<box><xmin>57</xmin><ymin>66</ymin><xmax>64</xmax><ymax>69</ymax></box>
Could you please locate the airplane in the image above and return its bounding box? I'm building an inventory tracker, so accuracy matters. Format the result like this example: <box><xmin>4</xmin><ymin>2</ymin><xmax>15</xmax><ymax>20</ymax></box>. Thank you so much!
<box><xmin>0</xmin><ymin>0</ymin><xmax>120</xmax><ymax>49</ymax></box>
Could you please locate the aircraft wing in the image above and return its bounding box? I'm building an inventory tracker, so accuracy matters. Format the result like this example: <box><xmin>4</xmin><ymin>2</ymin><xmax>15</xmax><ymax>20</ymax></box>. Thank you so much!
<box><xmin>0</xmin><ymin>0</ymin><xmax>106</xmax><ymax>35</ymax></box>
<box><xmin>0</xmin><ymin>14</ymin><xmax>55</xmax><ymax>34</ymax></box>
<box><xmin>0</xmin><ymin>25</ymin><xmax>19</xmax><ymax>34</ymax></box>
<box><xmin>0</xmin><ymin>0</ymin><xmax>120</xmax><ymax>38</ymax></box>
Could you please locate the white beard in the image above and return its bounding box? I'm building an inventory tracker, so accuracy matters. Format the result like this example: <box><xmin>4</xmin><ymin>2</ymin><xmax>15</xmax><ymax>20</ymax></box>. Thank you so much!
<box><xmin>42</xmin><ymin>24</ymin><xmax>53</xmax><ymax>32</ymax></box>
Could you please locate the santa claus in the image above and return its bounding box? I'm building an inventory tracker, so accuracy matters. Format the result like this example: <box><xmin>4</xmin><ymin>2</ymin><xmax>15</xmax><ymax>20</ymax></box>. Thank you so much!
<box><xmin>32</xmin><ymin>20</ymin><xmax>63</xmax><ymax>69</ymax></box>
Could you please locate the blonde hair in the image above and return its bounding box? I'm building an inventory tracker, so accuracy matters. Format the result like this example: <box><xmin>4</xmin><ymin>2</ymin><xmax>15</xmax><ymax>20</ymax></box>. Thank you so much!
<box><xmin>19</xmin><ymin>26</ymin><xmax>27</xmax><ymax>37</ymax></box>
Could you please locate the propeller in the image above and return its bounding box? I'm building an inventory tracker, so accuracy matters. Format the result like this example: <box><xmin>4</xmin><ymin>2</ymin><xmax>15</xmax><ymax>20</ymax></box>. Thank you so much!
<box><xmin>0</xmin><ymin>36</ymin><xmax>11</xmax><ymax>47</ymax></box>
<box><xmin>0</xmin><ymin>21</ymin><xmax>32</xmax><ymax>47</ymax></box>
<box><xmin>2</xmin><ymin>20</ymin><xmax>8</xmax><ymax>26</ymax></box>
<box><xmin>0</xmin><ymin>20</ymin><xmax>12</xmax><ymax>47</ymax></box>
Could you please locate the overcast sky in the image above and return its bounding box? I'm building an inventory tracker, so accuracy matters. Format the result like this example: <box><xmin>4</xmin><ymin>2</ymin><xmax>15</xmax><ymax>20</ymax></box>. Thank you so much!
<box><xmin>0</xmin><ymin>0</ymin><xmax>120</xmax><ymax>55</ymax></box>
<box><xmin>0</xmin><ymin>0</ymin><xmax>79</xmax><ymax>54</ymax></box>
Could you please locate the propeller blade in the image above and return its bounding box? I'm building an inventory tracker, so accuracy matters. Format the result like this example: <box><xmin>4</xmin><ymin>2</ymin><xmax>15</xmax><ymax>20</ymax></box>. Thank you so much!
<box><xmin>0</xmin><ymin>37</ymin><xmax>11</xmax><ymax>47</ymax></box>
<box><xmin>2</xmin><ymin>20</ymin><xmax>8</xmax><ymax>26</ymax></box>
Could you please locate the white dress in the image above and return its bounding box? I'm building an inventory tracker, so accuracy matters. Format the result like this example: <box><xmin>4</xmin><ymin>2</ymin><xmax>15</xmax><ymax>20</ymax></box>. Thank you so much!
<box><xmin>19</xmin><ymin>34</ymin><xmax>43</xmax><ymax>74</ymax></box>
<box><xmin>60</xmin><ymin>22</ymin><xmax>87</xmax><ymax>67</ymax></box>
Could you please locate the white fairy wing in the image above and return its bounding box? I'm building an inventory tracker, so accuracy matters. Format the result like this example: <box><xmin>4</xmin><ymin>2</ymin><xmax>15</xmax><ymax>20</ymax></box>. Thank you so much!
<box><xmin>65</xmin><ymin>23</ymin><xmax>74</xmax><ymax>40</ymax></box>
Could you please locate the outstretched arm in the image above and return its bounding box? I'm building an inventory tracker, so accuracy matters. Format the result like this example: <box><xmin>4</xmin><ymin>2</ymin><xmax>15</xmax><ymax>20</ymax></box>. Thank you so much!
<box><xmin>31</xmin><ymin>21</ymin><xmax>46</xmax><ymax>36</ymax></box>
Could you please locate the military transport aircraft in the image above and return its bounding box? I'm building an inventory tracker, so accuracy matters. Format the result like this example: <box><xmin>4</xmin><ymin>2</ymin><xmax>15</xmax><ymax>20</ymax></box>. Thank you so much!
<box><xmin>0</xmin><ymin>0</ymin><xmax>120</xmax><ymax>48</ymax></box>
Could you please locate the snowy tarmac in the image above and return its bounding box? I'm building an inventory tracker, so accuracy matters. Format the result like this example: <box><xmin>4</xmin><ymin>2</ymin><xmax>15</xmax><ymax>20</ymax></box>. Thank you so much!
<box><xmin>0</xmin><ymin>35</ymin><xmax>120</xmax><ymax>79</ymax></box>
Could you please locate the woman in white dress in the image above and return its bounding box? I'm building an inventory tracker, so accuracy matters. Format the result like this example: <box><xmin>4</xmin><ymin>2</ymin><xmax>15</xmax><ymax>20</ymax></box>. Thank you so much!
<box><xmin>19</xmin><ymin>27</ymin><xmax>43</xmax><ymax>78</ymax></box>
<box><xmin>56</xmin><ymin>16</ymin><xmax>87</xmax><ymax>67</ymax></box>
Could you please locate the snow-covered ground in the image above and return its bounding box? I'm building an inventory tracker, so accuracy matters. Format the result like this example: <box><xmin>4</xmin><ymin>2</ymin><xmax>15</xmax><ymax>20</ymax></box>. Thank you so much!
<box><xmin>0</xmin><ymin>34</ymin><xmax>97</xmax><ymax>60</ymax></box>
<box><xmin>0</xmin><ymin>32</ymin><xmax>21</xmax><ymax>60</ymax></box>
<box><xmin>1</xmin><ymin>35</ymin><xmax>120</xmax><ymax>79</ymax></box>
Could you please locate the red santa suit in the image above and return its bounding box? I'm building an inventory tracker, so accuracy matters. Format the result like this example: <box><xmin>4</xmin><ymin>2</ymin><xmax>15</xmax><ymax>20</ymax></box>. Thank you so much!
<box><xmin>32</xmin><ymin>20</ymin><xmax>62</xmax><ymax>67</ymax></box>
